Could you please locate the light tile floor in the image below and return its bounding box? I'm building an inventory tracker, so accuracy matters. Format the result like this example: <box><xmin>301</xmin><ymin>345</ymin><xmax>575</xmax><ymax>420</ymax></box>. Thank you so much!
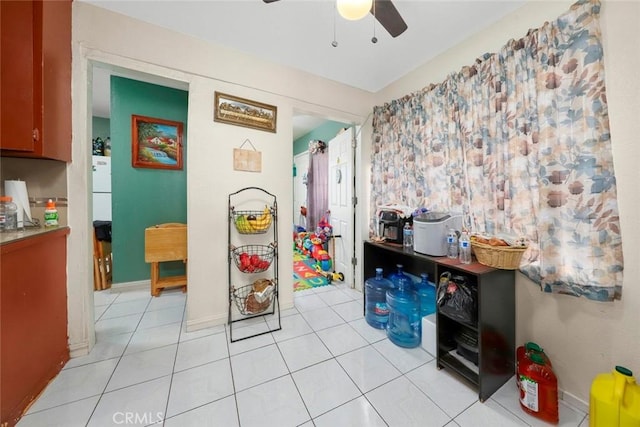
<box><xmin>18</xmin><ymin>284</ymin><xmax>589</xmax><ymax>427</ymax></box>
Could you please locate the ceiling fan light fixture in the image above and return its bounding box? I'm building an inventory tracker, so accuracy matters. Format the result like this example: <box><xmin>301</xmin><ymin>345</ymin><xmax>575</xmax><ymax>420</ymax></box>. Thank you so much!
<box><xmin>336</xmin><ymin>0</ymin><xmax>372</xmax><ymax>21</ymax></box>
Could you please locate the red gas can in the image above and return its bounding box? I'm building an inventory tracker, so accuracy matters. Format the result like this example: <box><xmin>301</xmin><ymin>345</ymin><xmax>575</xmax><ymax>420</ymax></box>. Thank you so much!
<box><xmin>519</xmin><ymin>352</ymin><xmax>559</xmax><ymax>424</ymax></box>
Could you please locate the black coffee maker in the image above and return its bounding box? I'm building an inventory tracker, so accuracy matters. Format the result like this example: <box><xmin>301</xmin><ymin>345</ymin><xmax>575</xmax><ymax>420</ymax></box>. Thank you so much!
<box><xmin>378</xmin><ymin>209</ymin><xmax>411</xmax><ymax>244</ymax></box>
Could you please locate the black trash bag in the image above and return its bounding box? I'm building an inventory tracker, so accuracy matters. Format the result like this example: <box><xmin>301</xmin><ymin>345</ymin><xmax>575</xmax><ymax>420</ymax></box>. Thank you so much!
<box><xmin>93</xmin><ymin>220</ymin><xmax>112</xmax><ymax>242</ymax></box>
<box><xmin>437</xmin><ymin>271</ymin><xmax>477</xmax><ymax>325</ymax></box>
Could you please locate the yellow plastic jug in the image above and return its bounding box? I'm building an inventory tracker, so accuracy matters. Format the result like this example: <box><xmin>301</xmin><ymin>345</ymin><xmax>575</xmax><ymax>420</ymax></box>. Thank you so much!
<box><xmin>590</xmin><ymin>366</ymin><xmax>640</xmax><ymax>427</ymax></box>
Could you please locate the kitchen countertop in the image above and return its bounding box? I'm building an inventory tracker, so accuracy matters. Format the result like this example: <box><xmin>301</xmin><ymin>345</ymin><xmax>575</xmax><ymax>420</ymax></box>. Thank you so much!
<box><xmin>0</xmin><ymin>225</ymin><xmax>70</xmax><ymax>245</ymax></box>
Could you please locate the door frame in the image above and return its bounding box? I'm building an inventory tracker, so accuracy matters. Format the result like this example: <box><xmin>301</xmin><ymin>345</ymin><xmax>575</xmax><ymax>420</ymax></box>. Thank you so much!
<box><xmin>292</xmin><ymin>118</ymin><xmax>363</xmax><ymax>291</ymax></box>
<box><xmin>68</xmin><ymin>48</ymin><xmax>190</xmax><ymax>358</ymax></box>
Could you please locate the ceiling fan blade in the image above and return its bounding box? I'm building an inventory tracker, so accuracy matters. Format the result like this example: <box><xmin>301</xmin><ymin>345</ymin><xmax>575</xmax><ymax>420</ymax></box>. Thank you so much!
<box><xmin>264</xmin><ymin>0</ymin><xmax>407</xmax><ymax>38</ymax></box>
<box><xmin>371</xmin><ymin>0</ymin><xmax>407</xmax><ymax>38</ymax></box>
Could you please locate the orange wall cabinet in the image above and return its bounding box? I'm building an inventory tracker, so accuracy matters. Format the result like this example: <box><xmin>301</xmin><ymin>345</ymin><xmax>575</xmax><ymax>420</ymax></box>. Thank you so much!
<box><xmin>0</xmin><ymin>0</ymin><xmax>71</xmax><ymax>161</ymax></box>
<box><xmin>1</xmin><ymin>229</ymin><xmax>71</xmax><ymax>426</ymax></box>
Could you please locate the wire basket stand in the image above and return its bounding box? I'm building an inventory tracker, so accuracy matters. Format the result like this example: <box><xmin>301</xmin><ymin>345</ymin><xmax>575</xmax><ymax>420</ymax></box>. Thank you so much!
<box><xmin>228</xmin><ymin>187</ymin><xmax>281</xmax><ymax>342</ymax></box>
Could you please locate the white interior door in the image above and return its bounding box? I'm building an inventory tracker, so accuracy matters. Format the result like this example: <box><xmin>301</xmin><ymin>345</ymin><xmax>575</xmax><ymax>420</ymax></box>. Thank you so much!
<box><xmin>293</xmin><ymin>151</ymin><xmax>309</xmax><ymax>228</ymax></box>
<box><xmin>328</xmin><ymin>129</ymin><xmax>354</xmax><ymax>287</ymax></box>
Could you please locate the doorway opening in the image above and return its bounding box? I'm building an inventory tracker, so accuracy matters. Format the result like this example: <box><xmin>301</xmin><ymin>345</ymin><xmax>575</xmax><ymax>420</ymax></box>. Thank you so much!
<box><xmin>89</xmin><ymin>61</ymin><xmax>190</xmax><ymax>333</ymax></box>
<box><xmin>292</xmin><ymin>113</ymin><xmax>357</xmax><ymax>293</ymax></box>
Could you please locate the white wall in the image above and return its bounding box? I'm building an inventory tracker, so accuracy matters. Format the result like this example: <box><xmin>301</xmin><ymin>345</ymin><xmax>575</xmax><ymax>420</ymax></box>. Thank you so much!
<box><xmin>70</xmin><ymin>0</ymin><xmax>640</xmax><ymax>406</ymax></box>
<box><xmin>70</xmin><ymin>2</ymin><xmax>372</xmax><ymax>355</ymax></box>
<box><xmin>374</xmin><ymin>0</ymin><xmax>640</xmax><ymax>406</ymax></box>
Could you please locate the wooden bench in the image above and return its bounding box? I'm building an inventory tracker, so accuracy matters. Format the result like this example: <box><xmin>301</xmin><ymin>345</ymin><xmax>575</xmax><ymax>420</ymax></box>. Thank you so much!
<box><xmin>144</xmin><ymin>223</ymin><xmax>187</xmax><ymax>297</ymax></box>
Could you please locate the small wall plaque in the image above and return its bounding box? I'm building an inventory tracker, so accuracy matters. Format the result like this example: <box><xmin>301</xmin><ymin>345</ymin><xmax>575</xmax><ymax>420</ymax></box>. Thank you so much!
<box><xmin>233</xmin><ymin>139</ymin><xmax>262</xmax><ymax>172</ymax></box>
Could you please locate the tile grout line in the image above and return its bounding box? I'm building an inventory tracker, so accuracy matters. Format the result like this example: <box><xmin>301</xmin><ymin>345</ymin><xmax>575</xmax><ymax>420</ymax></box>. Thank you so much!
<box><xmin>23</xmin><ymin>292</ymin><xmax>152</xmax><ymax>419</ymax></box>
<box><xmin>85</xmin><ymin>293</ymin><xmax>152</xmax><ymax>425</ymax></box>
<box><xmin>224</xmin><ymin>326</ymin><xmax>244</xmax><ymax>427</ymax></box>
<box><xmin>272</xmin><ymin>330</ymin><xmax>315</xmax><ymax>424</ymax></box>
<box><xmin>316</xmin><ymin>291</ymin><xmax>449</xmax><ymax>426</ymax></box>
<box><xmin>26</xmin><ymin>286</ymin><xmax>588</xmax><ymax>427</ymax></box>
<box><xmin>160</xmin><ymin>300</ymin><xmax>188</xmax><ymax>425</ymax></box>
<box><xmin>306</xmin><ymin>305</ymin><xmax>384</xmax><ymax>422</ymax></box>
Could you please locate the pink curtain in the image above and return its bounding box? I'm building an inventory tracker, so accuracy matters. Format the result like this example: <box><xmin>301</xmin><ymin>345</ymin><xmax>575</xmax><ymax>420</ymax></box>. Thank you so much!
<box><xmin>307</xmin><ymin>141</ymin><xmax>328</xmax><ymax>233</ymax></box>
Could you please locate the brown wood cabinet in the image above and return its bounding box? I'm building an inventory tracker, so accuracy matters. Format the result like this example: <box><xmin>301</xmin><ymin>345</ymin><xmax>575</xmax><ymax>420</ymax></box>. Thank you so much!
<box><xmin>1</xmin><ymin>229</ymin><xmax>70</xmax><ymax>426</ymax></box>
<box><xmin>0</xmin><ymin>0</ymin><xmax>71</xmax><ymax>161</ymax></box>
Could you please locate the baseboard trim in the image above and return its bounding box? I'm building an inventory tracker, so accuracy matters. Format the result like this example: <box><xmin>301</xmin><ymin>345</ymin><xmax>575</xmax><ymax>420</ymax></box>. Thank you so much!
<box><xmin>185</xmin><ymin>313</ymin><xmax>227</xmax><ymax>333</ymax></box>
<box><xmin>69</xmin><ymin>341</ymin><xmax>90</xmax><ymax>358</ymax></box>
<box><xmin>560</xmin><ymin>388</ymin><xmax>589</xmax><ymax>414</ymax></box>
<box><xmin>280</xmin><ymin>300</ymin><xmax>294</xmax><ymax>311</ymax></box>
<box><xmin>109</xmin><ymin>280</ymin><xmax>150</xmax><ymax>292</ymax></box>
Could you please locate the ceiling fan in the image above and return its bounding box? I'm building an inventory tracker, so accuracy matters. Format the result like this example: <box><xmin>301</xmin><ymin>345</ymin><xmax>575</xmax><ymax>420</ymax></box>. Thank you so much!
<box><xmin>263</xmin><ymin>0</ymin><xmax>408</xmax><ymax>38</ymax></box>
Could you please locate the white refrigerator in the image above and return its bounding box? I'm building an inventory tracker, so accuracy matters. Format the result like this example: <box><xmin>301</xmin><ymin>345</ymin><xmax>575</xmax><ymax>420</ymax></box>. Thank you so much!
<box><xmin>92</xmin><ymin>155</ymin><xmax>112</xmax><ymax>221</ymax></box>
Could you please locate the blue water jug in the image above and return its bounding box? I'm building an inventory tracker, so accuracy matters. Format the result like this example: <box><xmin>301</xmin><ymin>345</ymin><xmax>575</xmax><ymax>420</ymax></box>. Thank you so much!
<box><xmin>365</xmin><ymin>268</ymin><xmax>395</xmax><ymax>329</ymax></box>
<box><xmin>386</xmin><ymin>276</ymin><xmax>421</xmax><ymax>348</ymax></box>
<box><xmin>388</xmin><ymin>264</ymin><xmax>414</xmax><ymax>292</ymax></box>
<box><xmin>416</xmin><ymin>273</ymin><xmax>436</xmax><ymax>317</ymax></box>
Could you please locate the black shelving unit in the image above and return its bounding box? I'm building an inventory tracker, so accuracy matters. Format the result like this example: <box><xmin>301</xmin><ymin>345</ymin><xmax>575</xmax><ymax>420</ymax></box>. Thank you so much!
<box><xmin>228</xmin><ymin>187</ymin><xmax>281</xmax><ymax>342</ymax></box>
<box><xmin>363</xmin><ymin>241</ymin><xmax>515</xmax><ymax>402</ymax></box>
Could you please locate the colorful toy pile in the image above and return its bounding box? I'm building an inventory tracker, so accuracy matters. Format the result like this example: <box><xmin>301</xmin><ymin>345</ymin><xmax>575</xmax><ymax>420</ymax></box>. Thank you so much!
<box><xmin>293</xmin><ymin>231</ymin><xmax>331</xmax><ymax>271</ymax></box>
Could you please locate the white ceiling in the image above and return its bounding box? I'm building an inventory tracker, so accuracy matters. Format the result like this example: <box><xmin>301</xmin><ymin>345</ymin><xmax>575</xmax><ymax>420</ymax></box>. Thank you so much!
<box><xmin>85</xmin><ymin>0</ymin><xmax>525</xmax><ymax>138</ymax></box>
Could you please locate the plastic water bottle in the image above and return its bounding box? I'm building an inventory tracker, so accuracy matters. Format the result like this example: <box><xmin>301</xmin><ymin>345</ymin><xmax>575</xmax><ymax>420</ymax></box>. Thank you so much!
<box><xmin>416</xmin><ymin>273</ymin><xmax>436</xmax><ymax>317</ymax></box>
<box><xmin>103</xmin><ymin>137</ymin><xmax>112</xmax><ymax>157</ymax></box>
<box><xmin>0</xmin><ymin>196</ymin><xmax>18</xmax><ymax>232</ymax></box>
<box><xmin>44</xmin><ymin>199</ymin><xmax>59</xmax><ymax>227</ymax></box>
<box><xmin>365</xmin><ymin>268</ymin><xmax>395</xmax><ymax>329</ymax></box>
<box><xmin>446</xmin><ymin>229</ymin><xmax>459</xmax><ymax>259</ymax></box>
<box><xmin>403</xmin><ymin>222</ymin><xmax>413</xmax><ymax>251</ymax></box>
<box><xmin>459</xmin><ymin>231</ymin><xmax>472</xmax><ymax>264</ymax></box>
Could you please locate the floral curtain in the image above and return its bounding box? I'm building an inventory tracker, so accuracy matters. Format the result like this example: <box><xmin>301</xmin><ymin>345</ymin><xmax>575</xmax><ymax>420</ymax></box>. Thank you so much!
<box><xmin>370</xmin><ymin>0</ymin><xmax>623</xmax><ymax>301</ymax></box>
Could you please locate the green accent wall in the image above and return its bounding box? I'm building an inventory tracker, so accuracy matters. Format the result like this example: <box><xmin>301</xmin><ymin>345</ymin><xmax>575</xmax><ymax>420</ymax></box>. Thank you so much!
<box><xmin>293</xmin><ymin>121</ymin><xmax>350</xmax><ymax>155</ymax></box>
<box><xmin>92</xmin><ymin>116</ymin><xmax>110</xmax><ymax>140</ymax></box>
<box><xmin>110</xmin><ymin>76</ymin><xmax>188</xmax><ymax>283</ymax></box>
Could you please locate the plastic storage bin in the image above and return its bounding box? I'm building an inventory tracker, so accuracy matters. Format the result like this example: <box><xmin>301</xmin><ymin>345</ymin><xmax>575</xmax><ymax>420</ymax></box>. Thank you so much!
<box><xmin>365</xmin><ymin>268</ymin><xmax>395</xmax><ymax>329</ymax></box>
<box><xmin>590</xmin><ymin>366</ymin><xmax>640</xmax><ymax>427</ymax></box>
<box><xmin>421</xmin><ymin>314</ymin><xmax>437</xmax><ymax>356</ymax></box>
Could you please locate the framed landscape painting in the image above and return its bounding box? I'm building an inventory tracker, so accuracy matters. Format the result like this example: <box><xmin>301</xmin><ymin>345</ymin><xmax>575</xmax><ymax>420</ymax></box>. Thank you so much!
<box><xmin>131</xmin><ymin>115</ymin><xmax>184</xmax><ymax>170</ymax></box>
<box><xmin>214</xmin><ymin>92</ymin><xmax>277</xmax><ymax>133</ymax></box>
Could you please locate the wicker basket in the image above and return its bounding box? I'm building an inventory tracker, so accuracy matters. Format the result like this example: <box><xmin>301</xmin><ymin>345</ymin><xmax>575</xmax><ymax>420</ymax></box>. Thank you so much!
<box><xmin>231</xmin><ymin>243</ymin><xmax>276</xmax><ymax>273</ymax></box>
<box><xmin>232</xmin><ymin>209</ymin><xmax>272</xmax><ymax>234</ymax></box>
<box><xmin>231</xmin><ymin>280</ymin><xmax>275</xmax><ymax>315</ymax></box>
<box><xmin>471</xmin><ymin>240</ymin><xmax>527</xmax><ymax>270</ymax></box>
